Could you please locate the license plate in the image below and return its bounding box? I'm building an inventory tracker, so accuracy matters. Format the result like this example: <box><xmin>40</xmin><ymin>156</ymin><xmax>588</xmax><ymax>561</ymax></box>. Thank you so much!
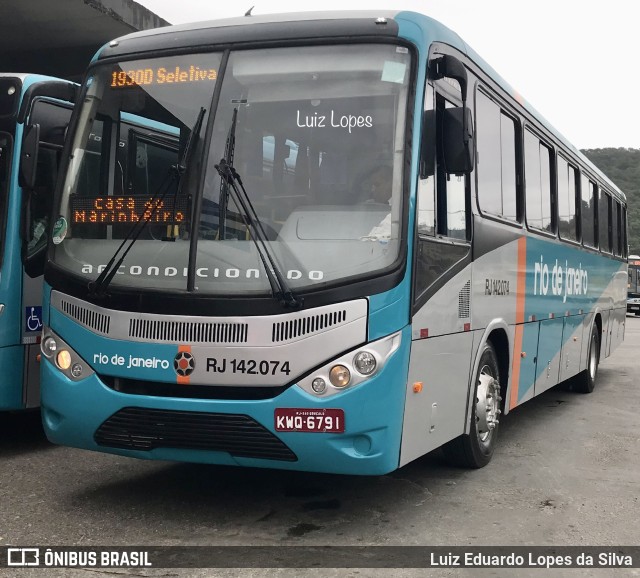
<box><xmin>274</xmin><ymin>408</ymin><xmax>345</xmax><ymax>433</ymax></box>
<box><xmin>631</xmin><ymin>306</ymin><xmax>639</xmax><ymax>311</ymax></box>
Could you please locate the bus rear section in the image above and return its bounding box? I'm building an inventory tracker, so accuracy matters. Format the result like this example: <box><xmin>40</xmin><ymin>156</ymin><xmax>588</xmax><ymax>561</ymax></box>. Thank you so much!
<box><xmin>627</xmin><ymin>256</ymin><xmax>640</xmax><ymax>315</ymax></box>
<box><xmin>0</xmin><ymin>74</ymin><xmax>75</xmax><ymax>410</ymax></box>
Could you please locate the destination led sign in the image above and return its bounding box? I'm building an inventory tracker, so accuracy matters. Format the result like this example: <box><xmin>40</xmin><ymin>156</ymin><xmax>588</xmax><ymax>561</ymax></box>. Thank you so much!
<box><xmin>110</xmin><ymin>65</ymin><xmax>218</xmax><ymax>88</ymax></box>
<box><xmin>71</xmin><ymin>196</ymin><xmax>189</xmax><ymax>225</ymax></box>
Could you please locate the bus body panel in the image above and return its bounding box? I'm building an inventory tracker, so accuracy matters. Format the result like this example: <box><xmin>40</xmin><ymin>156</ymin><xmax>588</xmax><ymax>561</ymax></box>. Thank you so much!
<box><xmin>402</xmin><ymin>229</ymin><xmax>626</xmax><ymax>456</ymax></box>
<box><xmin>400</xmin><ymin>330</ymin><xmax>474</xmax><ymax>466</ymax></box>
<box><xmin>0</xmin><ymin>120</ymin><xmax>25</xmax><ymax>350</ymax></box>
<box><xmin>42</xmin><ymin>319</ymin><xmax>412</xmax><ymax>476</ymax></box>
<box><xmin>0</xmin><ymin>106</ymin><xmax>27</xmax><ymax>409</ymax></box>
<box><xmin>0</xmin><ymin>74</ymin><xmax>73</xmax><ymax>410</ymax></box>
<box><xmin>0</xmin><ymin>346</ymin><xmax>25</xmax><ymax>409</ymax></box>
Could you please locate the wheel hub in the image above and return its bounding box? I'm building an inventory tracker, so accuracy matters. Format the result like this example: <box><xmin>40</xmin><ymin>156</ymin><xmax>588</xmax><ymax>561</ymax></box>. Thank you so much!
<box><xmin>476</xmin><ymin>366</ymin><xmax>501</xmax><ymax>443</ymax></box>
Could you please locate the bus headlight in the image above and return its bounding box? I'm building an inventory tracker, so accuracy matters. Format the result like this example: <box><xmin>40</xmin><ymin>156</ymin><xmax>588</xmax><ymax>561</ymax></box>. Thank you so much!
<box><xmin>353</xmin><ymin>351</ymin><xmax>377</xmax><ymax>375</ymax></box>
<box><xmin>311</xmin><ymin>377</ymin><xmax>326</xmax><ymax>394</ymax></box>
<box><xmin>42</xmin><ymin>336</ymin><xmax>57</xmax><ymax>358</ymax></box>
<box><xmin>297</xmin><ymin>331</ymin><xmax>402</xmax><ymax>398</ymax></box>
<box><xmin>71</xmin><ymin>363</ymin><xmax>84</xmax><ymax>378</ymax></box>
<box><xmin>329</xmin><ymin>365</ymin><xmax>351</xmax><ymax>388</ymax></box>
<box><xmin>41</xmin><ymin>327</ymin><xmax>94</xmax><ymax>382</ymax></box>
<box><xmin>56</xmin><ymin>350</ymin><xmax>72</xmax><ymax>370</ymax></box>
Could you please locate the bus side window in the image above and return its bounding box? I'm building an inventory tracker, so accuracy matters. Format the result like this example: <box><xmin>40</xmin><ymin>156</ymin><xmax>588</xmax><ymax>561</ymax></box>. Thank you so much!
<box><xmin>440</xmin><ymin>100</ymin><xmax>467</xmax><ymax>239</ymax></box>
<box><xmin>557</xmin><ymin>155</ymin><xmax>579</xmax><ymax>242</ymax></box>
<box><xmin>0</xmin><ymin>135</ymin><xmax>10</xmax><ymax>267</ymax></box>
<box><xmin>598</xmin><ymin>189</ymin><xmax>611</xmax><ymax>252</ymax></box>
<box><xmin>524</xmin><ymin>129</ymin><xmax>553</xmax><ymax>233</ymax></box>
<box><xmin>417</xmin><ymin>84</ymin><xmax>436</xmax><ymax>236</ymax></box>
<box><xmin>25</xmin><ymin>100</ymin><xmax>73</xmax><ymax>261</ymax></box>
<box><xmin>614</xmin><ymin>201</ymin><xmax>622</xmax><ymax>256</ymax></box>
<box><xmin>414</xmin><ymin>82</ymin><xmax>470</xmax><ymax>302</ymax></box>
<box><xmin>418</xmin><ymin>82</ymin><xmax>470</xmax><ymax>240</ymax></box>
<box><xmin>581</xmin><ymin>174</ymin><xmax>597</xmax><ymax>247</ymax></box>
<box><xmin>476</xmin><ymin>90</ymin><xmax>518</xmax><ymax>222</ymax></box>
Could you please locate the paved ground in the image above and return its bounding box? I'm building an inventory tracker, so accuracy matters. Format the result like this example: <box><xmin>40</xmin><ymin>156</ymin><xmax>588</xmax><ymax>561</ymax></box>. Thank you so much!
<box><xmin>1</xmin><ymin>317</ymin><xmax>639</xmax><ymax>577</ymax></box>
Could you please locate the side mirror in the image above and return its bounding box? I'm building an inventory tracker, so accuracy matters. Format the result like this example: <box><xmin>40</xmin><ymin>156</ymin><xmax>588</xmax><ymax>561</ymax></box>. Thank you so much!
<box><xmin>19</xmin><ymin>123</ymin><xmax>40</xmax><ymax>190</ymax></box>
<box><xmin>420</xmin><ymin>110</ymin><xmax>436</xmax><ymax>178</ymax></box>
<box><xmin>443</xmin><ymin>107</ymin><xmax>474</xmax><ymax>175</ymax></box>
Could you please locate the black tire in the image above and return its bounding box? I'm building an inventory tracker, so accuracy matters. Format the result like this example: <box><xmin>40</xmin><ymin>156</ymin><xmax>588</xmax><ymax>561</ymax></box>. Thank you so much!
<box><xmin>442</xmin><ymin>342</ymin><xmax>502</xmax><ymax>468</ymax></box>
<box><xmin>571</xmin><ymin>323</ymin><xmax>600</xmax><ymax>393</ymax></box>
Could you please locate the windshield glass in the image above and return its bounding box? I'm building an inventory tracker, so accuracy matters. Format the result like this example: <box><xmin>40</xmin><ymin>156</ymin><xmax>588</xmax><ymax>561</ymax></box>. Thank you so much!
<box><xmin>51</xmin><ymin>44</ymin><xmax>411</xmax><ymax>294</ymax></box>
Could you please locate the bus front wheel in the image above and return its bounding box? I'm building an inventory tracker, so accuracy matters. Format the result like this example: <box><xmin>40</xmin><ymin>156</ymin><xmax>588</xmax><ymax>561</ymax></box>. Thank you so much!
<box><xmin>442</xmin><ymin>342</ymin><xmax>501</xmax><ymax>468</ymax></box>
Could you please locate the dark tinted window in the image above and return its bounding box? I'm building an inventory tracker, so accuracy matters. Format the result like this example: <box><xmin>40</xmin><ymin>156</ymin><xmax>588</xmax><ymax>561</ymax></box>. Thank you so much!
<box><xmin>598</xmin><ymin>189</ymin><xmax>611</xmax><ymax>252</ymax></box>
<box><xmin>442</xmin><ymin>100</ymin><xmax>467</xmax><ymax>239</ymax></box>
<box><xmin>613</xmin><ymin>201</ymin><xmax>622</xmax><ymax>256</ymax></box>
<box><xmin>622</xmin><ymin>207</ymin><xmax>627</xmax><ymax>258</ymax></box>
<box><xmin>476</xmin><ymin>91</ymin><xmax>517</xmax><ymax>221</ymax></box>
<box><xmin>580</xmin><ymin>174</ymin><xmax>596</xmax><ymax>247</ymax></box>
<box><xmin>26</xmin><ymin>100</ymin><xmax>74</xmax><ymax>259</ymax></box>
<box><xmin>0</xmin><ymin>133</ymin><xmax>11</xmax><ymax>267</ymax></box>
<box><xmin>418</xmin><ymin>84</ymin><xmax>469</xmax><ymax>241</ymax></box>
<box><xmin>524</xmin><ymin>129</ymin><xmax>552</xmax><ymax>232</ymax></box>
<box><xmin>557</xmin><ymin>156</ymin><xmax>578</xmax><ymax>241</ymax></box>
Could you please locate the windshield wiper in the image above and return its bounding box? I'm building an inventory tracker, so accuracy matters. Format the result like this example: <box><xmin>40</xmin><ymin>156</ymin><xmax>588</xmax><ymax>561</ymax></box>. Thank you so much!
<box><xmin>215</xmin><ymin>108</ymin><xmax>302</xmax><ymax>309</ymax></box>
<box><xmin>88</xmin><ymin>107</ymin><xmax>206</xmax><ymax>298</ymax></box>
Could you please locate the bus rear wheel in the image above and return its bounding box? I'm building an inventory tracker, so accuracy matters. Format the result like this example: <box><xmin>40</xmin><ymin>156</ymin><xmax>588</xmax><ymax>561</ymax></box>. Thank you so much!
<box><xmin>571</xmin><ymin>323</ymin><xmax>600</xmax><ymax>393</ymax></box>
<box><xmin>442</xmin><ymin>342</ymin><xmax>501</xmax><ymax>468</ymax></box>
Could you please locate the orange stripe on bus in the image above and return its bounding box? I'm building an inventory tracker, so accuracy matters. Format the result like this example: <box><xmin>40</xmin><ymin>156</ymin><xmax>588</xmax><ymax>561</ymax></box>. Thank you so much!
<box><xmin>510</xmin><ymin>237</ymin><xmax>527</xmax><ymax>410</ymax></box>
<box><xmin>510</xmin><ymin>324</ymin><xmax>524</xmax><ymax>410</ymax></box>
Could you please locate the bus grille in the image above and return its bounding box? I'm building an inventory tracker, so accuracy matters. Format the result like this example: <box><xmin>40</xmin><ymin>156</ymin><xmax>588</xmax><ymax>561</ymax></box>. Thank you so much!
<box><xmin>60</xmin><ymin>299</ymin><xmax>111</xmax><ymax>335</ymax></box>
<box><xmin>128</xmin><ymin>319</ymin><xmax>249</xmax><ymax>343</ymax></box>
<box><xmin>458</xmin><ymin>281</ymin><xmax>471</xmax><ymax>318</ymax></box>
<box><xmin>94</xmin><ymin>407</ymin><xmax>297</xmax><ymax>462</ymax></box>
<box><xmin>272</xmin><ymin>309</ymin><xmax>347</xmax><ymax>342</ymax></box>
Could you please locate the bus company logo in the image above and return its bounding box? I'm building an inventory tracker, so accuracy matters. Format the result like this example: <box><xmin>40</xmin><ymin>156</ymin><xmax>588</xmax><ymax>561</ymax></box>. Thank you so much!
<box><xmin>174</xmin><ymin>351</ymin><xmax>195</xmax><ymax>376</ymax></box>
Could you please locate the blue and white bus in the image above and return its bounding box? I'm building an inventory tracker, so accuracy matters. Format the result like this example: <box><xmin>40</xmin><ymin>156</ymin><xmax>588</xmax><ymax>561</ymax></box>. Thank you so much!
<box><xmin>0</xmin><ymin>74</ymin><xmax>76</xmax><ymax>411</ymax></box>
<box><xmin>40</xmin><ymin>12</ymin><xmax>627</xmax><ymax>474</ymax></box>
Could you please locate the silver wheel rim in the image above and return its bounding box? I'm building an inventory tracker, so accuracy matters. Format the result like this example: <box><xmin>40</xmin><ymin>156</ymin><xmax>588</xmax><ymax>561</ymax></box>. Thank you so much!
<box><xmin>475</xmin><ymin>364</ymin><xmax>501</xmax><ymax>449</ymax></box>
<box><xmin>589</xmin><ymin>333</ymin><xmax>598</xmax><ymax>380</ymax></box>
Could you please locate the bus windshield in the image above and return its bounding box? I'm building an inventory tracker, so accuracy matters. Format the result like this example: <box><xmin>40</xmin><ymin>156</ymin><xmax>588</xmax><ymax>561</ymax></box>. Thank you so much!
<box><xmin>52</xmin><ymin>44</ymin><xmax>411</xmax><ymax>294</ymax></box>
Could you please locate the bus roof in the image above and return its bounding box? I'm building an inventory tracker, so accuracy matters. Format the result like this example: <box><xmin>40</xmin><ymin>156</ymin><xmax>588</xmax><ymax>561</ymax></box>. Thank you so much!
<box><xmin>95</xmin><ymin>10</ymin><xmax>625</xmax><ymax>203</ymax></box>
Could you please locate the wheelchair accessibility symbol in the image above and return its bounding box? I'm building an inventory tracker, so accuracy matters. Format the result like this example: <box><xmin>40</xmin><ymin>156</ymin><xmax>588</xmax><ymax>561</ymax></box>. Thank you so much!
<box><xmin>25</xmin><ymin>306</ymin><xmax>43</xmax><ymax>332</ymax></box>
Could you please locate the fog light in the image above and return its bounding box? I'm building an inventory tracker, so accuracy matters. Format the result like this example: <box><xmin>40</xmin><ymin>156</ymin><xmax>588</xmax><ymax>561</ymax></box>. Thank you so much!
<box><xmin>56</xmin><ymin>350</ymin><xmax>72</xmax><ymax>370</ymax></box>
<box><xmin>329</xmin><ymin>365</ymin><xmax>351</xmax><ymax>388</ymax></box>
<box><xmin>311</xmin><ymin>377</ymin><xmax>326</xmax><ymax>393</ymax></box>
<box><xmin>42</xmin><ymin>336</ymin><xmax>57</xmax><ymax>357</ymax></box>
<box><xmin>71</xmin><ymin>363</ymin><xmax>83</xmax><ymax>378</ymax></box>
<box><xmin>353</xmin><ymin>351</ymin><xmax>377</xmax><ymax>375</ymax></box>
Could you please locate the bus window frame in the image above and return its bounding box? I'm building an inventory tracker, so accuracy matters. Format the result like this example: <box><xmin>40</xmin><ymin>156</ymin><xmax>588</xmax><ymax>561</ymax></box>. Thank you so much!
<box><xmin>556</xmin><ymin>152</ymin><xmax>581</xmax><ymax>247</ymax></box>
<box><xmin>473</xmin><ymin>84</ymin><xmax>523</xmax><ymax>230</ymax></box>
<box><xmin>598</xmin><ymin>188</ymin><xmax>613</xmax><ymax>255</ymax></box>
<box><xmin>22</xmin><ymin>97</ymin><xmax>75</xmax><ymax>274</ymax></box>
<box><xmin>523</xmin><ymin>124</ymin><xmax>556</xmax><ymax>238</ymax></box>
<box><xmin>0</xmin><ymin>132</ymin><xmax>13</xmax><ymax>270</ymax></box>
<box><xmin>579</xmin><ymin>171</ymin><xmax>598</xmax><ymax>250</ymax></box>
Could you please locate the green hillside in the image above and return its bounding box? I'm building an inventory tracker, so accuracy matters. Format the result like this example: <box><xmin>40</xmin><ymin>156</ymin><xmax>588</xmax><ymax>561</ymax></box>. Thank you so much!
<box><xmin>582</xmin><ymin>148</ymin><xmax>640</xmax><ymax>255</ymax></box>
